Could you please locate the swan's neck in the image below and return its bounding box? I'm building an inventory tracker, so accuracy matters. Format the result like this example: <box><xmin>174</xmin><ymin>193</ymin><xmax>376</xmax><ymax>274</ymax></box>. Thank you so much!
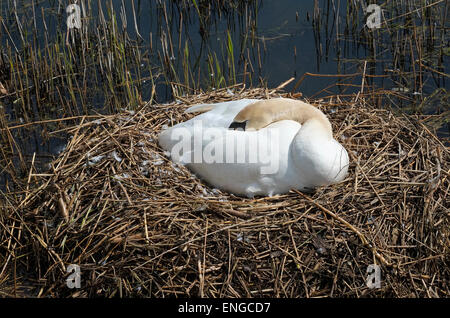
<box><xmin>297</xmin><ymin>117</ymin><xmax>333</xmax><ymax>141</ymax></box>
<box><xmin>284</xmin><ymin>103</ymin><xmax>333</xmax><ymax>140</ymax></box>
<box><xmin>233</xmin><ymin>98</ymin><xmax>333</xmax><ymax>137</ymax></box>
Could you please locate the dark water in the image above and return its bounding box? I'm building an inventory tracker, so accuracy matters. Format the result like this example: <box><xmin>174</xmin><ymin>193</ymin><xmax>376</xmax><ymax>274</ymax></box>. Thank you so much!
<box><xmin>0</xmin><ymin>0</ymin><xmax>448</xmax><ymax>188</ymax></box>
<box><xmin>1</xmin><ymin>1</ymin><xmax>446</xmax><ymax>98</ymax></box>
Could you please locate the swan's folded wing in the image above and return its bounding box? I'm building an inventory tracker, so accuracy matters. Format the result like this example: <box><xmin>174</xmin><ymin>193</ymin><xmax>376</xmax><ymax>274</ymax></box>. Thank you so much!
<box><xmin>166</xmin><ymin>99</ymin><xmax>261</xmax><ymax>130</ymax></box>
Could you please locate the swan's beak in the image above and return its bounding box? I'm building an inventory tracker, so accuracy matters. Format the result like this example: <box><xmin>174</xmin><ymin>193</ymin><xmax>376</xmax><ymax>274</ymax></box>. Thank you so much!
<box><xmin>229</xmin><ymin>120</ymin><xmax>248</xmax><ymax>131</ymax></box>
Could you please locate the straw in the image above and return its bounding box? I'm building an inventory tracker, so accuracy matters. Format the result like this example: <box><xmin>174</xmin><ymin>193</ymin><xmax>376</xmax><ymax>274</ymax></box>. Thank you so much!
<box><xmin>0</xmin><ymin>84</ymin><xmax>448</xmax><ymax>297</ymax></box>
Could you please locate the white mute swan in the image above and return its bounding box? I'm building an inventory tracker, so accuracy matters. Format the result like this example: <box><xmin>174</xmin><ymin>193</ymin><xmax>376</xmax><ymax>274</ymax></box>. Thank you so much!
<box><xmin>158</xmin><ymin>98</ymin><xmax>349</xmax><ymax>197</ymax></box>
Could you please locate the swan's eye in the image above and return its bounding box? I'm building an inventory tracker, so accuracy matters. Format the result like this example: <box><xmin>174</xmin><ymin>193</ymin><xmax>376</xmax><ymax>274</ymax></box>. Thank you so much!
<box><xmin>229</xmin><ymin>120</ymin><xmax>247</xmax><ymax>131</ymax></box>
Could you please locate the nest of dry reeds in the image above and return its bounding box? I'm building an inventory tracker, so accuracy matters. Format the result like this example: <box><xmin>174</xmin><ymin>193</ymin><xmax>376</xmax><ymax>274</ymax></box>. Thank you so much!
<box><xmin>1</xmin><ymin>85</ymin><xmax>449</xmax><ymax>297</ymax></box>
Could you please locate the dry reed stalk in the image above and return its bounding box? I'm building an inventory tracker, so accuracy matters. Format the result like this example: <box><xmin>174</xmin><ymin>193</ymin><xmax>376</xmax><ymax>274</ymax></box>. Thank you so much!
<box><xmin>0</xmin><ymin>84</ymin><xmax>448</xmax><ymax>298</ymax></box>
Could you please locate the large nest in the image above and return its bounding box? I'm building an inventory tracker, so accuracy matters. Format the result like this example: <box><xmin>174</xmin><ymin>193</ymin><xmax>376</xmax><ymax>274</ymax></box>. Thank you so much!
<box><xmin>1</xmin><ymin>85</ymin><xmax>449</xmax><ymax>297</ymax></box>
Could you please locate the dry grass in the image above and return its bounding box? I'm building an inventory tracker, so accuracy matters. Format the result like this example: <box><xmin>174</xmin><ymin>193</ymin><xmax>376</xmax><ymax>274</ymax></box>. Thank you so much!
<box><xmin>0</xmin><ymin>84</ymin><xmax>448</xmax><ymax>297</ymax></box>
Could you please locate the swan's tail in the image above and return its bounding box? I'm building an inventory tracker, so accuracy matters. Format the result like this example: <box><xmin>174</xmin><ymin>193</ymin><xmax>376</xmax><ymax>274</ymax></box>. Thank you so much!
<box><xmin>185</xmin><ymin>99</ymin><xmax>260</xmax><ymax>114</ymax></box>
<box><xmin>184</xmin><ymin>103</ymin><xmax>215</xmax><ymax>114</ymax></box>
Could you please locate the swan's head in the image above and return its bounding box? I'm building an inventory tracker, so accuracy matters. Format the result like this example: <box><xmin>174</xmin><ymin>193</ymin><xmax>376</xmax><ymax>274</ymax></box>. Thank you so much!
<box><xmin>230</xmin><ymin>98</ymin><xmax>302</xmax><ymax>131</ymax></box>
<box><xmin>230</xmin><ymin>112</ymin><xmax>269</xmax><ymax>132</ymax></box>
